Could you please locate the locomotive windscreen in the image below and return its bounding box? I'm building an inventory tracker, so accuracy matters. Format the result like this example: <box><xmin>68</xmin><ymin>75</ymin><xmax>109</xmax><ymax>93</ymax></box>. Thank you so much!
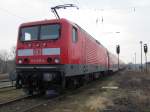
<box><xmin>20</xmin><ymin>24</ymin><xmax>60</xmax><ymax>41</ymax></box>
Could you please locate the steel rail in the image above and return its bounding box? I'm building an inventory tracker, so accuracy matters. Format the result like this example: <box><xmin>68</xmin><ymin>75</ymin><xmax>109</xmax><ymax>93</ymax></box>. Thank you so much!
<box><xmin>0</xmin><ymin>95</ymin><xmax>29</xmax><ymax>107</ymax></box>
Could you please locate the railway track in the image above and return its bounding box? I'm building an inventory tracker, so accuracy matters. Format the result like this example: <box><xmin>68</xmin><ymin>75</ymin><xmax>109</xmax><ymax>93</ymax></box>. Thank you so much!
<box><xmin>0</xmin><ymin>95</ymin><xmax>41</xmax><ymax>112</ymax></box>
<box><xmin>0</xmin><ymin>95</ymin><xmax>29</xmax><ymax>107</ymax></box>
<box><xmin>0</xmin><ymin>93</ymin><xmax>59</xmax><ymax>112</ymax></box>
<box><xmin>0</xmin><ymin>82</ymin><xmax>16</xmax><ymax>94</ymax></box>
<box><xmin>0</xmin><ymin>80</ymin><xmax>15</xmax><ymax>89</ymax></box>
<box><xmin>0</xmin><ymin>86</ymin><xmax>16</xmax><ymax>94</ymax></box>
<box><xmin>0</xmin><ymin>85</ymin><xmax>14</xmax><ymax>89</ymax></box>
<box><xmin>0</xmin><ymin>83</ymin><xmax>91</xmax><ymax>112</ymax></box>
<box><xmin>0</xmin><ymin>86</ymin><xmax>75</xmax><ymax>112</ymax></box>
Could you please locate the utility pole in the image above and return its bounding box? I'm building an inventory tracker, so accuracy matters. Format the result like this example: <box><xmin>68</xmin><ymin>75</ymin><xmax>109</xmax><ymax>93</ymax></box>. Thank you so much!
<box><xmin>144</xmin><ymin>44</ymin><xmax>148</xmax><ymax>72</ymax></box>
<box><xmin>134</xmin><ymin>52</ymin><xmax>136</xmax><ymax>70</ymax></box>
<box><xmin>116</xmin><ymin>45</ymin><xmax>120</xmax><ymax>70</ymax></box>
<box><xmin>140</xmin><ymin>41</ymin><xmax>143</xmax><ymax>71</ymax></box>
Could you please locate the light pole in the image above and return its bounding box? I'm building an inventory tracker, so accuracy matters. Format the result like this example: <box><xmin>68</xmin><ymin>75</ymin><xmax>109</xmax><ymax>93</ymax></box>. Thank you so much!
<box><xmin>134</xmin><ymin>52</ymin><xmax>136</xmax><ymax>70</ymax></box>
<box><xmin>140</xmin><ymin>41</ymin><xmax>143</xmax><ymax>71</ymax></box>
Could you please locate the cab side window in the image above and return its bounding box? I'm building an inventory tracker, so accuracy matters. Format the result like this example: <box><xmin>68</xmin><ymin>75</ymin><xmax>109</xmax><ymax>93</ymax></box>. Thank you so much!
<box><xmin>72</xmin><ymin>27</ymin><xmax>78</xmax><ymax>43</ymax></box>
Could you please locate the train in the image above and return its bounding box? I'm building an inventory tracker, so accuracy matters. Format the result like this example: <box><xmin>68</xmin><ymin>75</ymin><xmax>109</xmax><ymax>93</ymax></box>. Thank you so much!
<box><xmin>15</xmin><ymin>18</ymin><xmax>124</xmax><ymax>95</ymax></box>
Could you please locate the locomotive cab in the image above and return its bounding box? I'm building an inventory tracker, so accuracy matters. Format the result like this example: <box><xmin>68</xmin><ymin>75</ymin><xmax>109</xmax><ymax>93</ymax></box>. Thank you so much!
<box><xmin>16</xmin><ymin>19</ymin><xmax>70</xmax><ymax>94</ymax></box>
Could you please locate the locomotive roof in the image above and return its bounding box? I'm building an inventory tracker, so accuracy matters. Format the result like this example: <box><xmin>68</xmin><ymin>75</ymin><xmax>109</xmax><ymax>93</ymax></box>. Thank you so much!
<box><xmin>20</xmin><ymin>18</ymin><xmax>70</xmax><ymax>27</ymax></box>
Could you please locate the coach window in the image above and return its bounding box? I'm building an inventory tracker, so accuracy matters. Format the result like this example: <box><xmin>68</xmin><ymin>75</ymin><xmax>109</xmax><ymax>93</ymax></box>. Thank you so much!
<box><xmin>72</xmin><ymin>27</ymin><xmax>78</xmax><ymax>43</ymax></box>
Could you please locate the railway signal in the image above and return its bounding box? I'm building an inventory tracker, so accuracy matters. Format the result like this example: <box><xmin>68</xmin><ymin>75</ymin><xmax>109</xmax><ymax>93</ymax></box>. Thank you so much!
<box><xmin>51</xmin><ymin>4</ymin><xmax>79</xmax><ymax>19</ymax></box>
<box><xmin>116</xmin><ymin>45</ymin><xmax>120</xmax><ymax>70</ymax></box>
<box><xmin>144</xmin><ymin>44</ymin><xmax>148</xmax><ymax>53</ymax></box>
<box><xmin>144</xmin><ymin>44</ymin><xmax>148</xmax><ymax>72</ymax></box>
<box><xmin>140</xmin><ymin>41</ymin><xmax>143</xmax><ymax>71</ymax></box>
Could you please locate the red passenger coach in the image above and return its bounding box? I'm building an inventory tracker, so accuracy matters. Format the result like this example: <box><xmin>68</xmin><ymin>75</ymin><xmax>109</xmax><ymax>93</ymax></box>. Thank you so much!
<box><xmin>16</xmin><ymin>18</ymin><xmax>122</xmax><ymax>95</ymax></box>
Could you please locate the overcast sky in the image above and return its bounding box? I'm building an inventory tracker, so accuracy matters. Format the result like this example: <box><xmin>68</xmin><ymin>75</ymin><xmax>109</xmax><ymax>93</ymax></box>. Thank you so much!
<box><xmin>0</xmin><ymin>0</ymin><xmax>150</xmax><ymax>63</ymax></box>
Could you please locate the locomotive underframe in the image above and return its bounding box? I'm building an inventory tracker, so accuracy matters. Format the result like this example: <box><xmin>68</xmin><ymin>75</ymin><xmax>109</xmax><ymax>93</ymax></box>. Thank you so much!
<box><xmin>16</xmin><ymin>64</ymin><xmax>108</xmax><ymax>95</ymax></box>
<box><xmin>16</xmin><ymin>64</ymin><xmax>64</xmax><ymax>95</ymax></box>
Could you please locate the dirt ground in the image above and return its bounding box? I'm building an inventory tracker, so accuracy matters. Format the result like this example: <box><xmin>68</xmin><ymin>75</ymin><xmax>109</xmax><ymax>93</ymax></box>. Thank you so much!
<box><xmin>26</xmin><ymin>70</ymin><xmax>150</xmax><ymax>112</ymax></box>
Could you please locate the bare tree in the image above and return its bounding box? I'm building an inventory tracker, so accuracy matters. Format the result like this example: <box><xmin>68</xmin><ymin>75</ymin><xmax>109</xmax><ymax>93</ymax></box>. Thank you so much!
<box><xmin>9</xmin><ymin>46</ymin><xmax>16</xmax><ymax>72</ymax></box>
<box><xmin>0</xmin><ymin>56</ymin><xmax>3</xmax><ymax>73</ymax></box>
<box><xmin>0</xmin><ymin>50</ymin><xmax>9</xmax><ymax>73</ymax></box>
<box><xmin>0</xmin><ymin>46</ymin><xmax>16</xmax><ymax>73</ymax></box>
<box><xmin>9</xmin><ymin>46</ymin><xmax>16</xmax><ymax>60</ymax></box>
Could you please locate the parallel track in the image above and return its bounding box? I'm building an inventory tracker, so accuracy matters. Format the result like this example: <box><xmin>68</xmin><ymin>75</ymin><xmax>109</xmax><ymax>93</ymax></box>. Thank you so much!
<box><xmin>0</xmin><ymin>80</ymin><xmax>14</xmax><ymax>89</ymax></box>
<box><xmin>0</xmin><ymin>89</ymin><xmax>73</xmax><ymax>112</ymax></box>
<box><xmin>0</xmin><ymin>95</ymin><xmax>29</xmax><ymax>107</ymax></box>
<box><xmin>0</xmin><ymin>80</ymin><xmax>15</xmax><ymax>92</ymax></box>
<box><xmin>0</xmin><ymin>85</ymin><xmax>14</xmax><ymax>89</ymax></box>
<box><xmin>0</xmin><ymin>86</ymin><xmax>85</xmax><ymax>112</ymax></box>
<box><xmin>0</xmin><ymin>94</ymin><xmax>54</xmax><ymax>112</ymax></box>
<box><xmin>0</xmin><ymin>87</ymin><xmax>16</xmax><ymax>94</ymax></box>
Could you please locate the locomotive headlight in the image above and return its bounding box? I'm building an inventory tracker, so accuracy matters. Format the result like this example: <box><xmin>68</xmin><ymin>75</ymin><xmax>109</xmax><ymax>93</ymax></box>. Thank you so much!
<box><xmin>18</xmin><ymin>59</ymin><xmax>23</xmax><ymax>64</ymax></box>
<box><xmin>54</xmin><ymin>58</ymin><xmax>60</xmax><ymax>64</ymax></box>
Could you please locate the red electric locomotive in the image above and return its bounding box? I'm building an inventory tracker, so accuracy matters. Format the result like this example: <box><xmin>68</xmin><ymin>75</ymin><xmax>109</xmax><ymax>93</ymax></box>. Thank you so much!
<box><xmin>16</xmin><ymin>18</ymin><xmax>122</xmax><ymax>94</ymax></box>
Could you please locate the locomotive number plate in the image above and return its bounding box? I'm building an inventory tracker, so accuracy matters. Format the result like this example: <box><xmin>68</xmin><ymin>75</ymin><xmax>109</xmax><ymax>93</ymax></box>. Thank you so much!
<box><xmin>33</xmin><ymin>49</ymin><xmax>42</xmax><ymax>55</ymax></box>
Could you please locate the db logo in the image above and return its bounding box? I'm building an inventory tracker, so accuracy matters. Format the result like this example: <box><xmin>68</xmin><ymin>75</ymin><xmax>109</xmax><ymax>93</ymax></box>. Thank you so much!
<box><xmin>33</xmin><ymin>49</ymin><xmax>42</xmax><ymax>55</ymax></box>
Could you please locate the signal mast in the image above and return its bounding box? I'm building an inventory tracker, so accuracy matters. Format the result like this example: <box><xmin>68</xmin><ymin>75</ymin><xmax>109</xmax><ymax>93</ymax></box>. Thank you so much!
<box><xmin>116</xmin><ymin>45</ymin><xmax>120</xmax><ymax>70</ymax></box>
